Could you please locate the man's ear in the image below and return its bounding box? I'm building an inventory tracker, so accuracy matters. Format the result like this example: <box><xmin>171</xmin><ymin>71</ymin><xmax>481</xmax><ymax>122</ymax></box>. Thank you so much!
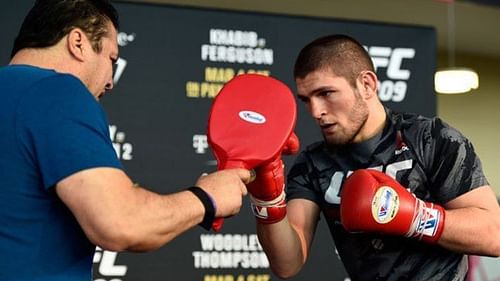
<box><xmin>67</xmin><ymin>28</ymin><xmax>87</xmax><ymax>62</ymax></box>
<box><xmin>358</xmin><ymin>70</ymin><xmax>378</xmax><ymax>99</ymax></box>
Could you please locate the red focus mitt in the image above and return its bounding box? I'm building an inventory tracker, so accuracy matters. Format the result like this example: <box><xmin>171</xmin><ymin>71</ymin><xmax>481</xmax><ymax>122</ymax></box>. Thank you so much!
<box><xmin>207</xmin><ymin>74</ymin><xmax>297</xmax><ymax>230</ymax></box>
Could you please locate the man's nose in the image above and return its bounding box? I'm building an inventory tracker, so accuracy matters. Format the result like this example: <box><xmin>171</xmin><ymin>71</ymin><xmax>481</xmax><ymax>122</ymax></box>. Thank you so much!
<box><xmin>309</xmin><ymin>99</ymin><xmax>326</xmax><ymax>120</ymax></box>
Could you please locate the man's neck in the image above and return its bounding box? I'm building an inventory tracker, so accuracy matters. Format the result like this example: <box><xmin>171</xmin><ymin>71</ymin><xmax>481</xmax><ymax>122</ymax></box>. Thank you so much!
<box><xmin>10</xmin><ymin>47</ymin><xmax>82</xmax><ymax>81</ymax></box>
<box><xmin>356</xmin><ymin>102</ymin><xmax>387</xmax><ymax>143</ymax></box>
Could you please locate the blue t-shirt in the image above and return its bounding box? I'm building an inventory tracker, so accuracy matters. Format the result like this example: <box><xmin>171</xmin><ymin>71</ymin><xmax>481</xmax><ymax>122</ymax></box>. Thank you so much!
<box><xmin>0</xmin><ymin>65</ymin><xmax>122</xmax><ymax>281</ymax></box>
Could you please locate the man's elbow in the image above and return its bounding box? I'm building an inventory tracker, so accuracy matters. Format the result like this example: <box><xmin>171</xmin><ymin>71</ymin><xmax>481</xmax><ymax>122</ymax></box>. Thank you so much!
<box><xmin>88</xmin><ymin>227</ymin><xmax>135</xmax><ymax>252</ymax></box>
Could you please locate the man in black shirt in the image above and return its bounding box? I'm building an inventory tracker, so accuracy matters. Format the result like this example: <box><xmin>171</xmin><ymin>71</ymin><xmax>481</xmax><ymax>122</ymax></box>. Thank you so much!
<box><xmin>248</xmin><ymin>34</ymin><xmax>500</xmax><ymax>281</ymax></box>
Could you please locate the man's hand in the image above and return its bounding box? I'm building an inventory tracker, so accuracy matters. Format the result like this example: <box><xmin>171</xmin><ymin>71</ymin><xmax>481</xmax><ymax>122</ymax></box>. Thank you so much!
<box><xmin>340</xmin><ymin>169</ymin><xmax>445</xmax><ymax>243</ymax></box>
<box><xmin>248</xmin><ymin>133</ymin><xmax>300</xmax><ymax>224</ymax></box>
<box><xmin>195</xmin><ymin>168</ymin><xmax>252</xmax><ymax>218</ymax></box>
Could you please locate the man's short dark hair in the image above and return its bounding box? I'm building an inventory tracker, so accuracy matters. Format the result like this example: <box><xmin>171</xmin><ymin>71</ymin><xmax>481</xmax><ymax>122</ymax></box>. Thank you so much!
<box><xmin>293</xmin><ymin>34</ymin><xmax>375</xmax><ymax>87</ymax></box>
<box><xmin>11</xmin><ymin>0</ymin><xmax>119</xmax><ymax>57</ymax></box>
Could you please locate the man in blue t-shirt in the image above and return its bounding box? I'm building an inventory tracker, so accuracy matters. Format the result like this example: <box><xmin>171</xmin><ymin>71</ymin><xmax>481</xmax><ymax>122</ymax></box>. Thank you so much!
<box><xmin>0</xmin><ymin>1</ymin><xmax>253</xmax><ymax>280</ymax></box>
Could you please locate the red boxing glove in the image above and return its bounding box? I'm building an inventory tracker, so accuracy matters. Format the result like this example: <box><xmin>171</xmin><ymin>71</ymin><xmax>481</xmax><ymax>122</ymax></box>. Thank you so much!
<box><xmin>340</xmin><ymin>169</ymin><xmax>445</xmax><ymax>243</ymax></box>
<box><xmin>248</xmin><ymin>133</ymin><xmax>300</xmax><ymax>224</ymax></box>
<box><xmin>282</xmin><ymin>132</ymin><xmax>300</xmax><ymax>155</ymax></box>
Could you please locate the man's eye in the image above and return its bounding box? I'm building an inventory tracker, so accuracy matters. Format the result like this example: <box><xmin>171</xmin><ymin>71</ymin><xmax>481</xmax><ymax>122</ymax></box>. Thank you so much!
<box><xmin>319</xmin><ymin>91</ymin><xmax>332</xmax><ymax>97</ymax></box>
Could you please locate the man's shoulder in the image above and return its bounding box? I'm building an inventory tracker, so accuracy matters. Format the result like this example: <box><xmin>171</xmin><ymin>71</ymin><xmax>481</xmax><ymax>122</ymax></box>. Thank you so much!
<box><xmin>25</xmin><ymin>69</ymin><xmax>94</xmax><ymax>106</ymax></box>
<box><xmin>388</xmin><ymin>109</ymin><xmax>466</xmax><ymax>155</ymax></box>
<box><xmin>388</xmin><ymin>109</ymin><xmax>441</xmax><ymax>134</ymax></box>
<box><xmin>34</xmin><ymin>69</ymin><xmax>86</xmax><ymax>92</ymax></box>
<box><xmin>15</xmin><ymin>67</ymin><xmax>101</xmax><ymax>123</ymax></box>
<box><xmin>4</xmin><ymin>65</ymin><xmax>86</xmax><ymax>91</ymax></box>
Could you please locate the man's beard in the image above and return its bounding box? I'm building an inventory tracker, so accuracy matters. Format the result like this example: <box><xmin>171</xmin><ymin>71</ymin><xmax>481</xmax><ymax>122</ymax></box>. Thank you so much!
<box><xmin>323</xmin><ymin>91</ymin><xmax>368</xmax><ymax>148</ymax></box>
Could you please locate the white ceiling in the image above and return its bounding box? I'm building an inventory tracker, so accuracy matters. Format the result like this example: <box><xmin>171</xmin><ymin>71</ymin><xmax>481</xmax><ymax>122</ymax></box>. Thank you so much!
<box><xmin>116</xmin><ymin>0</ymin><xmax>500</xmax><ymax>60</ymax></box>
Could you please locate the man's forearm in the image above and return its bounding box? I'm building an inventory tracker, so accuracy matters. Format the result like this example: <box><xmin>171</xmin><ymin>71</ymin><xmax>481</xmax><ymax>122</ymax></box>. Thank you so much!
<box><xmin>256</xmin><ymin>218</ymin><xmax>306</xmax><ymax>279</ymax></box>
<box><xmin>438</xmin><ymin>207</ymin><xmax>500</xmax><ymax>256</ymax></box>
<box><xmin>121</xmin><ymin>186</ymin><xmax>206</xmax><ymax>252</ymax></box>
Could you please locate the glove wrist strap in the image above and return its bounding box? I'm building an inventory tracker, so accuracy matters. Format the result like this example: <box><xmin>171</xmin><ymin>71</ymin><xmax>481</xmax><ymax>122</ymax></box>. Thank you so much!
<box><xmin>249</xmin><ymin>190</ymin><xmax>286</xmax><ymax>207</ymax></box>
<box><xmin>249</xmin><ymin>191</ymin><xmax>287</xmax><ymax>224</ymax></box>
<box><xmin>406</xmin><ymin>199</ymin><xmax>444</xmax><ymax>243</ymax></box>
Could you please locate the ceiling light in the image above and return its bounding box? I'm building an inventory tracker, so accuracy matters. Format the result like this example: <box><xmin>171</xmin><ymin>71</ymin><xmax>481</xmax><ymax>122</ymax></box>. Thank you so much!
<box><xmin>434</xmin><ymin>1</ymin><xmax>479</xmax><ymax>94</ymax></box>
<box><xmin>435</xmin><ymin>68</ymin><xmax>479</xmax><ymax>94</ymax></box>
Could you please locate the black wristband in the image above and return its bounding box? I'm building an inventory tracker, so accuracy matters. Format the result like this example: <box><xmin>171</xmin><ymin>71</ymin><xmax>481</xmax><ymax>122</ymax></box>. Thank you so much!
<box><xmin>187</xmin><ymin>186</ymin><xmax>216</xmax><ymax>231</ymax></box>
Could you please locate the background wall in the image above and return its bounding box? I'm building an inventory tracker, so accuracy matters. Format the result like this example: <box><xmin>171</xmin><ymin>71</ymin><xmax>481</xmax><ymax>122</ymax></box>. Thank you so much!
<box><xmin>437</xmin><ymin>53</ymin><xmax>500</xmax><ymax>194</ymax></box>
<box><xmin>117</xmin><ymin>0</ymin><xmax>500</xmax><ymax>194</ymax></box>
